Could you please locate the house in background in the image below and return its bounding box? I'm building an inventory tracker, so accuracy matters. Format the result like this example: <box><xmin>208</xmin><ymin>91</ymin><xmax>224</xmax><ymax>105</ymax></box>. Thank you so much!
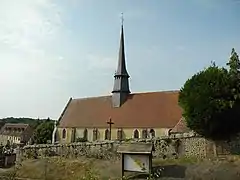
<box><xmin>169</xmin><ymin>118</ymin><xmax>195</xmax><ymax>137</ymax></box>
<box><xmin>56</xmin><ymin>24</ymin><xmax>183</xmax><ymax>143</ymax></box>
<box><xmin>0</xmin><ymin>123</ymin><xmax>34</xmax><ymax>145</ymax></box>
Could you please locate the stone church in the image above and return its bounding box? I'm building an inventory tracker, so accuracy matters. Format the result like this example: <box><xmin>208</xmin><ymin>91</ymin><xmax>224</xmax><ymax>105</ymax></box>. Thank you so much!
<box><xmin>56</xmin><ymin>24</ymin><xmax>183</xmax><ymax>143</ymax></box>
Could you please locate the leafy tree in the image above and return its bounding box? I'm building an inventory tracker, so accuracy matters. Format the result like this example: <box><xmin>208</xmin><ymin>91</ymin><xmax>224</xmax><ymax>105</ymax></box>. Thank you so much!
<box><xmin>31</xmin><ymin>119</ymin><xmax>54</xmax><ymax>144</ymax></box>
<box><xmin>179</xmin><ymin>60</ymin><xmax>240</xmax><ymax>140</ymax></box>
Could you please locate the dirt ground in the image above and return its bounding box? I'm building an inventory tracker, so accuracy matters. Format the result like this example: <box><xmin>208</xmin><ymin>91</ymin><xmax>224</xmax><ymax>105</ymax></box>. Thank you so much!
<box><xmin>0</xmin><ymin>156</ymin><xmax>240</xmax><ymax>180</ymax></box>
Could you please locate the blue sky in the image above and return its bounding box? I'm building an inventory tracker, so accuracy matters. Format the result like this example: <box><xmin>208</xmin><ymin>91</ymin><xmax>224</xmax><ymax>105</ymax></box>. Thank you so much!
<box><xmin>0</xmin><ymin>0</ymin><xmax>240</xmax><ymax>119</ymax></box>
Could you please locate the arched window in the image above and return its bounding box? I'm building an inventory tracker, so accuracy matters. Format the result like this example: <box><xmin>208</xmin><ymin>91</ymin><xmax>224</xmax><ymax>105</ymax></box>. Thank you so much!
<box><xmin>83</xmin><ymin>128</ymin><xmax>88</xmax><ymax>141</ymax></box>
<box><xmin>142</xmin><ymin>129</ymin><xmax>148</xmax><ymax>139</ymax></box>
<box><xmin>117</xmin><ymin>128</ymin><xmax>123</xmax><ymax>140</ymax></box>
<box><xmin>168</xmin><ymin>129</ymin><xmax>172</xmax><ymax>136</ymax></box>
<box><xmin>62</xmin><ymin>129</ymin><xmax>66</xmax><ymax>139</ymax></box>
<box><xmin>133</xmin><ymin>129</ymin><xmax>139</xmax><ymax>139</ymax></box>
<box><xmin>93</xmin><ymin>128</ymin><xmax>98</xmax><ymax>141</ymax></box>
<box><xmin>105</xmin><ymin>129</ymin><xmax>110</xmax><ymax>140</ymax></box>
<box><xmin>150</xmin><ymin>129</ymin><xmax>155</xmax><ymax>138</ymax></box>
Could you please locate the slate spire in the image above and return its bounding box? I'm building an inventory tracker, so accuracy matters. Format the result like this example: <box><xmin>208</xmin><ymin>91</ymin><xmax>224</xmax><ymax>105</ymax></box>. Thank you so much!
<box><xmin>112</xmin><ymin>14</ymin><xmax>130</xmax><ymax>107</ymax></box>
<box><xmin>115</xmin><ymin>25</ymin><xmax>129</xmax><ymax>77</ymax></box>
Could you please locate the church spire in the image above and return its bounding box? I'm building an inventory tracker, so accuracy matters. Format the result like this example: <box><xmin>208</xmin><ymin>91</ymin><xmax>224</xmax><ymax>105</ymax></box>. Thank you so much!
<box><xmin>112</xmin><ymin>13</ymin><xmax>131</xmax><ymax>108</ymax></box>
<box><xmin>115</xmin><ymin>14</ymin><xmax>129</xmax><ymax>77</ymax></box>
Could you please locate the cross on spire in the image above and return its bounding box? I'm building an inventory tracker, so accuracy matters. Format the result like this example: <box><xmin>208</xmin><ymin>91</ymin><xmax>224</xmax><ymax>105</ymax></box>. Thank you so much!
<box><xmin>121</xmin><ymin>12</ymin><xmax>124</xmax><ymax>26</ymax></box>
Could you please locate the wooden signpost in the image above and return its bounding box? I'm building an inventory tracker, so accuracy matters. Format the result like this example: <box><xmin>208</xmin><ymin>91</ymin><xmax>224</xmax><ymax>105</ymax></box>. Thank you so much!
<box><xmin>117</xmin><ymin>143</ymin><xmax>153</xmax><ymax>178</ymax></box>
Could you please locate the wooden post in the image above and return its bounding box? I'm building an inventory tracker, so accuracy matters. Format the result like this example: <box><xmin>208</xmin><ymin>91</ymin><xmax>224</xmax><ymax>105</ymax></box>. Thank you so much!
<box><xmin>149</xmin><ymin>153</ymin><xmax>152</xmax><ymax>176</ymax></box>
<box><xmin>121</xmin><ymin>153</ymin><xmax>124</xmax><ymax>178</ymax></box>
<box><xmin>107</xmin><ymin>118</ymin><xmax>114</xmax><ymax>140</ymax></box>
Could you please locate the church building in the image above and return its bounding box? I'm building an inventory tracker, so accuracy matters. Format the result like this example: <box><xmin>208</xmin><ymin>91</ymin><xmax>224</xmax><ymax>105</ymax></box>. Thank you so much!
<box><xmin>56</xmin><ymin>24</ymin><xmax>183</xmax><ymax>143</ymax></box>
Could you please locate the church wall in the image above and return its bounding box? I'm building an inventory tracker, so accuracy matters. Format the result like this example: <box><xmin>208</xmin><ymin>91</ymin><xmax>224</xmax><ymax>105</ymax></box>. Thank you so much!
<box><xmin>57</xmin><ymin>127</ymin><xmax>171</xmax><ymax>143</ymax></box>
<box><xmin>155</xmin><ymin>128</ymin><xmax>171</xmax><ymax>137</ymax></box>
<box><xmin>57</xmin><ymin>128</ymin><xmax>73</xmax><ymax>144</ymax></box>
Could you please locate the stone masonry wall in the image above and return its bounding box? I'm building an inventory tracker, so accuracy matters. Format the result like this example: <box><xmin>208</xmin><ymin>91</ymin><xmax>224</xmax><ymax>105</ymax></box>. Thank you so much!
<box><xmin>16</xmin><ymin>134</ymin><xmax>240</xmax><ymax>161</ymax></box>
<box><xmin>183</xmin><ymin>137</ymin><xmax>206</xmax><ymax>158</ymax></box>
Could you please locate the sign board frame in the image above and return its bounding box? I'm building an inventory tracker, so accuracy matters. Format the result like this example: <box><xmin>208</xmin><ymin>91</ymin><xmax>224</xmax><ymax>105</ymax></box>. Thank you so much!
<box><xmin>117</xmin><ymin>143</ymin><xmax>153</xmax><ymax>178</ymax></box>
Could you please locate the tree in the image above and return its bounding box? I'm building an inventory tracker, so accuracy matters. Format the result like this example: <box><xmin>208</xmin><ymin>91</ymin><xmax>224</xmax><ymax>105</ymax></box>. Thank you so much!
<box><xmin>227</xmin><ymin>48</ymin><xmax>240</xmax><ymax>75</ymax></box>
<box><xmin>179</xmin><ymin>62</ymin><xmax>240</xmax><ymax>140</ymax></box>
<box><xmin>226</xmin><ymin>48</ymin><xmax>240</xmax><ymax>101</ymax></box>
<box><xmin>31</xmin><ymin>119</ymin><xmax>54</xmax><ymax>144</ymax></box>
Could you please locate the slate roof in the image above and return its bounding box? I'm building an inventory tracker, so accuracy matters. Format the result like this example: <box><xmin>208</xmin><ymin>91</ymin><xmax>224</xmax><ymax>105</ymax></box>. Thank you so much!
<box><xmin>58</xmin><ymin>90</ymin><xmax>182</xmax><ymax>128</ymax></box>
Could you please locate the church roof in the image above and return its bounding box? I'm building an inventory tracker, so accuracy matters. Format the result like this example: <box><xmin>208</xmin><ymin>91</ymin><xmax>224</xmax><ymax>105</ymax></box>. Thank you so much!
<box><xmin>58</xmin><ymin>90</ymin><xmax>182</xmax><ymax>128</ymax></box>
<box><xmin>170</xmin><ymin>117</ymin><xmax>190</xmax><ymax>133</ymax></box>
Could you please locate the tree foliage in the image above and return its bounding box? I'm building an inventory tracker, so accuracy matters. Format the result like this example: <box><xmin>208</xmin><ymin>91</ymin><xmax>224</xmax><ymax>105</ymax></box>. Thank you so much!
<box><xmin>31</xmin><ymin>119</ymin><xmax>55</xmax><ymax>144</ymax></box>
<box><xmin>227</xmin><ymin>48</ymin><xmax>240</xmax><ymax>75</ymax></box>
<box><xmin>179</xmin><ymin>49</ymin><xmax>240</xmax><ymax>140</ymax></box>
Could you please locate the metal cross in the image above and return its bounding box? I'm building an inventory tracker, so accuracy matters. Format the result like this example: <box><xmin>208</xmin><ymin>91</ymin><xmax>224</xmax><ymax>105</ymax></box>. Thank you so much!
<box><xmin>121</xmin><ymin>12</ymin><xmax>124</xmax><ymax>25</ymax></box>
<box><xmin>107</xmin><ymin>117</ymin><xmax>114</xmax><ymax>140</ymax></box>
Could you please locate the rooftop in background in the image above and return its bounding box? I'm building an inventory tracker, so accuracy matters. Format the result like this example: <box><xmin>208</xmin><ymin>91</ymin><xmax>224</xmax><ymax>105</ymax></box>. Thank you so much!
<box><xmin>0</xmin><ymin>123</ymin><xmax>30</xmax><ymax>137</ymax></box>
<box><xmin>170</xmin><ymin>118</ymin><xmax>191</xmax><ymax>134</ymax></box>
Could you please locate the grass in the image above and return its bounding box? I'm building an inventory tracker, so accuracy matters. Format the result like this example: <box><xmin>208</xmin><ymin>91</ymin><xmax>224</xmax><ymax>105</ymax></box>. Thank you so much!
<box><xmin>1</xmin><ymin>156</ymin><xmax>240</xmax><ymax>180</ymax></box>
<box><xmin>153</xmin><ymin>156</ymin><xmax>200</xmax><ymax>166</ymax></box>
<box><xmin>16</xmin><ymin>157</ymin><xmax>100</xmax><ymax>180</ymax></box>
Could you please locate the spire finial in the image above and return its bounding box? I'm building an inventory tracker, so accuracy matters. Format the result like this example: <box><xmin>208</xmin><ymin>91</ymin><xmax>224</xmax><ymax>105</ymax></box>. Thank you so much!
<box><xmin>121</xmin><ymin>12</ymin><xmax>124</xmax><ymax>26</ymax></box>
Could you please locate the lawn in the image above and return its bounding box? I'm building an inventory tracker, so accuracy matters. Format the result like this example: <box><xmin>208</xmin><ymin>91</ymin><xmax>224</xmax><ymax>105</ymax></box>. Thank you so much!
<box><xmin>0</xmin><ymin>156</ymin><xmax>240</xmax><ymax>180</ymax></box>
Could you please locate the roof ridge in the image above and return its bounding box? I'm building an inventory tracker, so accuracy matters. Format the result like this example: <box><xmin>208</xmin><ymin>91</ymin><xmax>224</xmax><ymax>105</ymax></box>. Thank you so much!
<box><xmin>131</xmin><ymin>90</ymin><xmax>180</xmax><ymax>95</ymax></box>
<box><xmin>5</xmin><ymin>123</ymin><xmax>29</xmax><ymax>125</ymax></box>
<box><xmin>73</xmin><ymin>95</ymin><xmax>111</xmax><ymax>101</ymax></box>
<box><xmin>72</xmin><ymin>90</ymin><xmax>180</xmax><ymax>101</ymax></box>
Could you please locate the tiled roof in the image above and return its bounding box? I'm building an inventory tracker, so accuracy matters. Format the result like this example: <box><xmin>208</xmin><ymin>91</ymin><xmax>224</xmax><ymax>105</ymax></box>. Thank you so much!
<box><xmin>59</xmin><ymin>90</ymin><xmax>182</xmax><ymax>128</ymax></box>
<box><xmin>170</xmin><ymin>118</ymin><xmax>190</xmax><ymax>133</ymax></box>
<box><xmin>0</xmin><ymin>123</ymin><xmax>29</xmax><ymax>136</ymax></box>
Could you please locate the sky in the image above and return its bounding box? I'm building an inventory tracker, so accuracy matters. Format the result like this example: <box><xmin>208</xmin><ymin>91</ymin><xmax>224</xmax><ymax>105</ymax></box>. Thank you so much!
<box><xmin>0</xmin><ymin>0</ymin><xmax>240</xmax><ymax>119</ymax></box>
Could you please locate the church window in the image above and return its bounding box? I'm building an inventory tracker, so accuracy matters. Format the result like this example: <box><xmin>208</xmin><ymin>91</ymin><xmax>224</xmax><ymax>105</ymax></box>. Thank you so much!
<box><xmin>133</xmin><ymin>129</ymin><xmax>139</xmax><ymax>139</ymax></box>
<box><xmin>150</xmin><ymin>129</ymin><xmax>155</xmax><ymax>138</ymax></box>
<box><xmin>142</xmin><ymin>129</ymin><xmax>148</xmax><ymax>139</ymax></box>
<box><xmin>62</xmin><ymin>129</ymin><xmax>66</xmax><ymax>139</ymax></box>
<box><xmin>117</xmin><ymin>128</ymin><xmax>123</xmax><ymax>140</ymax></box>
<box><xmin>93</xmin><ymin>128</ymin><xmax>98</xmax><ymax>141</ymax></box>
<box><xmin>168</xmin><ymin>129</ymin><xmax>172</xmax><ymax>136</ymax></box>
<box><xmin>83</xmin><ymin>128</ymin><xmax>88</xmax><ymax>141</ymax></box>
<box><xmin>105</xmin><ymin>129</ymin><xmax>110</xmax><ymax>140</ymax></box>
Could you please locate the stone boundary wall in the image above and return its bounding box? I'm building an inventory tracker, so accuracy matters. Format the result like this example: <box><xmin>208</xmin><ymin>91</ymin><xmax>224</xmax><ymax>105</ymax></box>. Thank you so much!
<box><xmin>16</xmin><ymin>134</ymin><xmax>204</xmax><ymax>160</ymax></box>
<box><xmin>16</xmin><ymin>134</ymin><xmax>240</xmax><ymax>161</ymax></box>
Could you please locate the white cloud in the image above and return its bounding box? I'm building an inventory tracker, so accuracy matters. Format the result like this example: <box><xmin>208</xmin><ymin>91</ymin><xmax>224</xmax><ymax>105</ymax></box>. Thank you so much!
<box><xmin>0</xmin><ymin>0</ymin><xmax>64</xmax><ymax>84</ymax></box>
<box><xmin>0</xmin><ymin>0</ymin><xmax>62</xmax><ymax>51</ymax></box>
<box><xmin>86</xmin><ymin>54</ymin><xmax>116</xmax><ymax>72</ymax></box>
<box><xmin>0</xmin><ymin>0</ymin><xmax>68</xmax><ymax>118</ymax></box>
